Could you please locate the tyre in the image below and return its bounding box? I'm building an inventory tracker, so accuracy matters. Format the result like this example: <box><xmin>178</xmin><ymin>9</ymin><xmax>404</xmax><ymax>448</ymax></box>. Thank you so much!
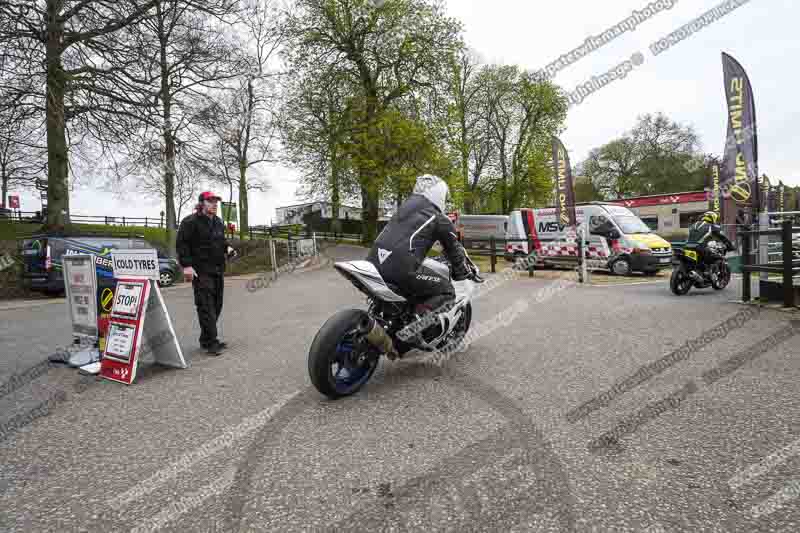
<box><xmin>670</xmin><ymin>267</ymin><xmax>693</xmax><ymax>296</ymax></box>
<box><xmin>308</xmin><ymin>309</ymin><xmax>380</xmax><ymax>399</ymax></box>
<box><xmin>159</xmin><ymin>271</ymin><xmax>175</xmax><ymax>287</ymax></box>
<box><xmin>711</xmin><ymin>262</ymin><xmax>731</xmax><ymax>290</ymax></box>
<box><xmin>611</xmin><ymin>257</ymin><xmax>632</xmax><ymax>276</ymax></box>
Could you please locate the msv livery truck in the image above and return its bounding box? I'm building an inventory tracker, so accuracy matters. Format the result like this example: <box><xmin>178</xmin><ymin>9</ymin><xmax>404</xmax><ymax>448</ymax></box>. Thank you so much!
<box><xmin>505</xmin><ymin>202</ymin><xmax>672</xmax><ymax>275</ymax></box>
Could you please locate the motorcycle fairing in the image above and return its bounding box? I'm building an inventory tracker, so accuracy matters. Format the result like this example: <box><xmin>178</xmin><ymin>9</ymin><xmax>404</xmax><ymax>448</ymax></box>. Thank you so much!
<box><xmin>333</xmin><ymin>261</ymin><xmax>407</xmax><ymax>303</ymax></box>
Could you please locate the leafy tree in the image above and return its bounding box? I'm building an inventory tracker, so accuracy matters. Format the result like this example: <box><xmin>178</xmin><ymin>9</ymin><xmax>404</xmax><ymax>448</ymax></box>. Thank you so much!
<box><xmin>279</xmin><ymin>65</ymin><xmax>361</xmax><ymax>234</ymax></box>
<box><xmin>572</xmin><ymin>175</ymin><xmax>603</xmax><ymax>203</ymax></box>
<box><xmin>582</xmin><ymin>112</ymin><xmax>702</xmax><ymax>199</ymax></box>
<box><xmin>341</xmin><ymin>106</ymin><xmax>454</xmax><ymax>208</ymax></box>
<box><xmin>285</xmin><ymin>0</ymin><xmax>463</xmax><ymax>241</ymax></box>
<box><xmin>444</xmin><ymin>48</ymin><xmax>493</xmax><ymax>213</ymax></box>
<box><xmin>483</xmin><ymin>66</ymin><xmax>567</xmax><ymax>212</ymax></box>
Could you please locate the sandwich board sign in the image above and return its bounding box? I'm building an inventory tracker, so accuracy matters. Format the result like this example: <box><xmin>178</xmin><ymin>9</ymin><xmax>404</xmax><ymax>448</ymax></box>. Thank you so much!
<box><xmin>63</xmin><ymin>254</ymin><xmax>99</xmax><ymax>341</ymax></box>
<box><xmin>100</xmin><ymin>250</ymin><xmax>187</xmax><ymax>385</ymax></box>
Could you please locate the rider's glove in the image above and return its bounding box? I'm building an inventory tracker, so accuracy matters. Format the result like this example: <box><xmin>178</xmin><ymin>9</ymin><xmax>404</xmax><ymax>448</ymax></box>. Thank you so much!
<box><xmin>451</xmin><ymin>261</ymin><xmax>471</xmax><ymax>281</ymax></box>
<box><xmin>183</xmin><ymin>266</ymin><xmax>197</xmax><ymax>281</ymax></box>
<box><xmin>226</xmin><ymin>246</ymin><xmax>238</xmax><ymax>259</ymax></box>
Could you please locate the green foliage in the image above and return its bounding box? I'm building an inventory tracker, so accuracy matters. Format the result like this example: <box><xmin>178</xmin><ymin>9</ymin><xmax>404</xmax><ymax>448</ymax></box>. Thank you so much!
<box><xmin>286</xmin><ymin>0</ymin><xmax>464</xmax><ymax>240</ymax></box>
<box><xmin>582</xmin><ymin>112</ymin><xmax>703</xmax><ymax>199</ymax></box>
<box><xmin>339</xmin><ymin>105</ymin><xmax>457</xmax><ymax>214</ymax></box>
<box><xmin>512</xmin><ymin>146</ymin><xmax>554</xmax><ymax>208</ymax></box>
<box><xmin>0</xmin><ymin>222</ymin><xmax>43</xmax><ymax>241</ymax></box>
<box><xmin>574</xmin><ymin>176</ymin><xmax>603</xmax><ymax>203</ymax></box>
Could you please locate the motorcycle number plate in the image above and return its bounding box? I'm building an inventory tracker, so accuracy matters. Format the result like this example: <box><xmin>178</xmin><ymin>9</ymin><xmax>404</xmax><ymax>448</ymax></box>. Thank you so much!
<box><xmin>684</xmin><ymin>250</ymin><xmax>698</xmax><ymax>261</ymax></box>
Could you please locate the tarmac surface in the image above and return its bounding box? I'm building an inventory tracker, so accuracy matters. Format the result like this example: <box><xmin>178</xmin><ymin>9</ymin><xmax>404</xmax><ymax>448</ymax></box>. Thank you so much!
<box><xmin>1</xmin><ymin>244</ymin><xmax>798</xmax><ymax>532</ymax></box>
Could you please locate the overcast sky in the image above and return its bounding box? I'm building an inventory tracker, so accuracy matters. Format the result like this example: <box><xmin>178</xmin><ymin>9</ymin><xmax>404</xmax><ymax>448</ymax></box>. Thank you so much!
<box><xmin>13</xmin><ymin>0</ymin><xmax>799</xmax><ymax>222</ymax></box>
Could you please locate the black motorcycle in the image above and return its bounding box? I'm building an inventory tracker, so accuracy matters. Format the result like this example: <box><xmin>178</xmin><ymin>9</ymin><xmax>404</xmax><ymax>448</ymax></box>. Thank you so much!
<box><xmin>670</xmin><ymin>241</ymin><xmax>732</xmax><ymax>295</ymax></box>
<box><xmin>669</xmin><ymin>241</ymin><xmax>731</xmax><ymax>296</ymax></box>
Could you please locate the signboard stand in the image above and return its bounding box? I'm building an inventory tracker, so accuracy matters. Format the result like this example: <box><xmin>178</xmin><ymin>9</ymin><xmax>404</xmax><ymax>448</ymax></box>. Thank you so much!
<box><xmin>100</xmin><ymin>250</ymin><xmax>187</xmax><ymax>385</ymax></box>
<box><xmin>58</xmin><ymin>255</ymin><xmax>102</xmax><ymax>369</ymax></box>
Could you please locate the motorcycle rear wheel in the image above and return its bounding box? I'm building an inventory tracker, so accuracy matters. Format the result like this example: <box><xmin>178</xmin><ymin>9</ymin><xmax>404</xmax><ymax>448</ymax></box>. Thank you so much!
<box><xmin>308</xmin><ymin>309</ymin><xmax>380</xmax><ymax>399</ymax></box>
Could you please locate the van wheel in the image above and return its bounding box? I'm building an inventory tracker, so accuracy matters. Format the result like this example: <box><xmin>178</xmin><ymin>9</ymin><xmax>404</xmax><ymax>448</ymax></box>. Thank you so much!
<box><xmin>611</xmin><ymin>258</ymin><xmax>632</xmax><ymax>276</ymax></box>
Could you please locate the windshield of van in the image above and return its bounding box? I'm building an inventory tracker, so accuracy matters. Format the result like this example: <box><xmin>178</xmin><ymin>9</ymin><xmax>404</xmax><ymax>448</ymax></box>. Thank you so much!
<box><xmin>613</xmin><ymin>216</ymin><xmax>652</xmax><ymax>234</ymax></box>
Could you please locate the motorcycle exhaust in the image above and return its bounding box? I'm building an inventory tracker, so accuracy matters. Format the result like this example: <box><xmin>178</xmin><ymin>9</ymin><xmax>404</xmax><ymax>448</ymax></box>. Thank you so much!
<box><xmin>357</xmin><ymin>315</ymin><xmax>400</xmax><ymax>360</ymax></box>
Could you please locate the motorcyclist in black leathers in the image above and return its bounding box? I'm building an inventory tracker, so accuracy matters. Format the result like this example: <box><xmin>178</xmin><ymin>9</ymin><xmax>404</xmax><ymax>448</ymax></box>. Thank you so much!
<box><xmin>685</xmin><ymin>211</ymin><xmax>735</xmax><ymax>281</ymax></box>
<box><xmin>366</xmin><ymin>175</ymin><xmax>472</xmax><ymax>318</ymax></box>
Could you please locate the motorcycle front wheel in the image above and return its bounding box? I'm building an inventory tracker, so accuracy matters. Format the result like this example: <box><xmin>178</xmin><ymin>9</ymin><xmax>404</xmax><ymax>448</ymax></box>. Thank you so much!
<box><xmin>711</xmin><ymin>262</ymin><xmax>731</xmax><ymax>290</ymax></box>
<box><xmin>670</xmin><ymin>266</ymin><xmax>693</xmax><ymax>296</ymax></box>
<box><xmin>308</xmin><ymin>309</ymin><xmax>380</xmax><ymax>399</ymax></box>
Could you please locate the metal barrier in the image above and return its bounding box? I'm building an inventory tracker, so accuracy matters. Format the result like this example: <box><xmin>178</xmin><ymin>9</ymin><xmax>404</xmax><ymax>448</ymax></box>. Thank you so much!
<box><xmin>739</xmin><ymin>219</ymin><xmax>799</xmax><ymax>307</ymax></box>
<box><xmin>313</xmin><ymin>231</ymin><xmax>363</xmax><ymax>243</ymax></box>
<box><xmin>459</xmin><ymin>232</ymin><xmax>590</xmax><ymax>282</ymax></box>
<box><xmin>0</xmin><ymin>211</ymin><xmax>170</xmax><ymax>228</ymax></box>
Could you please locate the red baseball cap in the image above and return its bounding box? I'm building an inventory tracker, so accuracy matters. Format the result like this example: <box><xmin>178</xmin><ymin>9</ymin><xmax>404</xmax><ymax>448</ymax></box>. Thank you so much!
<box><xmin>199</xmin><ymin>191</ymin><xmax>222</xmax><ymax>202</ymax></box>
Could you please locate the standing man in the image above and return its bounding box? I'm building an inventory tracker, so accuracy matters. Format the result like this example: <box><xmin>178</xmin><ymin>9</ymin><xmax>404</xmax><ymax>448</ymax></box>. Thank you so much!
<box><xmin>177</xmin><ymin>192</ymin><xmax>237</xmax><ymax>355</ymax></box>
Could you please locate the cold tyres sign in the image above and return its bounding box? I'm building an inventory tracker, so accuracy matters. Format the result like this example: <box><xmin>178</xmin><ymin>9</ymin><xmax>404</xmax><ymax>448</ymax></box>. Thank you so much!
<box><xmin>110</xmin><ymin>249</ymin><xmax>159</xmax><ymax>281</ymax></box>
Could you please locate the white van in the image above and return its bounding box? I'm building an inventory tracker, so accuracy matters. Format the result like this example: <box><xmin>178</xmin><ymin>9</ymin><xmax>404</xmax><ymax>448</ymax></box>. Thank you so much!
<box><xmin>454</xmin><ymin>214</ymin><xmax>508</xmax><ymax>252</ymax></box>
<box><xmin>505</xmin><ymin>202</ymin><xmax>672</xmax><ymax>275</ymax></box>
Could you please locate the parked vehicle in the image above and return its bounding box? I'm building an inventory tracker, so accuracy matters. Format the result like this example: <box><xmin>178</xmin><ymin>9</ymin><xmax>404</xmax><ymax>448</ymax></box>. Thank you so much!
<box><xmin>505</xmin><ymin>202</ymin><xmax>673</xmax><ymax>275</ymax></box>
<box><xmin>21</xmin><ymin>234</ymin><xmax>181</xmax><ymax>295</ymax></box>
<box><xmin>669</xmin><ymin>241</ymin><xmax>731</xmax><ymax>295</ymax></box>
<box><xmin>452</xmin><ymin>214</ymin><xmax>508</xmax><ymax>253</ymax></box>
<box><xmin>308</xmin><ymin>251</ymin><xmax>484</xmax><ymax>399</ymax></box>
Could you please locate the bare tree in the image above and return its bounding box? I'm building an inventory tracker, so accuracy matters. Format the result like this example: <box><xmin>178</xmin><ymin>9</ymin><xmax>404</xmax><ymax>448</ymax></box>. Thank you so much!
<box><xmin>0</xmin><ymin>103</ymin><xmax>47</xmax><ymax>207</ymax></box>
<box><xmin>0</xmin><ymin>0</ymin><xmax>164</xmax><ymax>228</ymax></box>
<box><xmin>99</xmin><ymin>0</ymin><xmax>242</xmax><ymax>254</ymax></box>
<box><xmin>201</xmin><ymin>0</ymin><xmax>286</xmax><ymax>238</ymax></box>
<box><xmin>121</xmin><ymin>136</ymin><xmax>206</xmax><ymax>223</ymax></box>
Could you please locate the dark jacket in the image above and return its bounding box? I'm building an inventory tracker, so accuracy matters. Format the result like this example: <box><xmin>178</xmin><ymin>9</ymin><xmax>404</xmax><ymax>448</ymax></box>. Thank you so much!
<box><xmin>367</xmin><ymin>194</ymin><xmax>469</xmax><ymax>281</ymax></box>
<box><xmin>687</xmin><ymin>221</ymin><xmax>734</xmax><ymax>250</ymax></box>
<box><xmin>176</xmin><ymin>212</ymin><xmax>229</xmax><ymax>274</ymax></box>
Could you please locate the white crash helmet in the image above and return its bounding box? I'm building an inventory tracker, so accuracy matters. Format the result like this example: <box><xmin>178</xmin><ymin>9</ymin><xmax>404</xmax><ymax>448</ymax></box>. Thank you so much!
<box><xmin>413</xmin><ymin>174</ymin><xmax>449</xmax><ymax>213</ymax></box>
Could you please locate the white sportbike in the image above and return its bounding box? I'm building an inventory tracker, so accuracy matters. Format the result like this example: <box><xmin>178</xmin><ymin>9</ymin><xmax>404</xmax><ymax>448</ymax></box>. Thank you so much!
<box><xmin>308</xmin><ymin>251</ymin><xmax>484</xmax><ymax>398</ymax></box>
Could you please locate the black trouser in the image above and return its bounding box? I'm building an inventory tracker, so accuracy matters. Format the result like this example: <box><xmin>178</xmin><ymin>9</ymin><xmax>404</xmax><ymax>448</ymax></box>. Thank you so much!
<box><xmin>376</xmin><ymin>260</ymin><xmax>455</xmax><ymax>311</ymax></box>
<box><xmin>193</xmin><ymin>271</ymin><xmax>224</xmax><ymax>347</ymax></box>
